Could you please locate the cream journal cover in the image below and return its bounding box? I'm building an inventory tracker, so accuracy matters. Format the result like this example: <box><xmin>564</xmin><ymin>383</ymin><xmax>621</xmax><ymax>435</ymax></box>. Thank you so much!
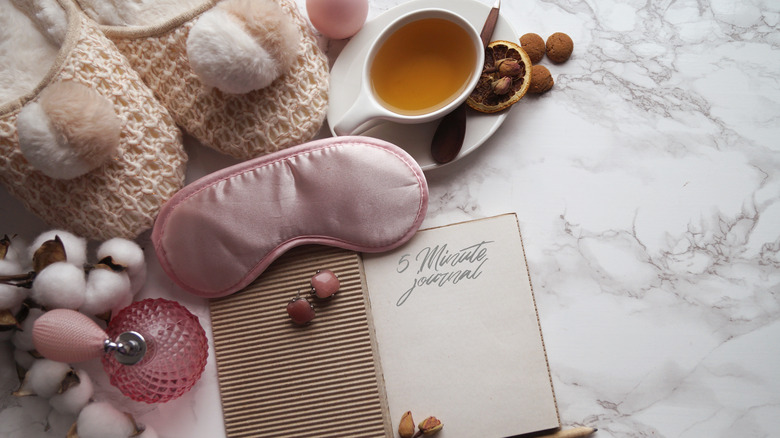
<box><xmin>363</xmin><ymin>213</ymin><xmax>559</xmax><ymax>438</ymax></box>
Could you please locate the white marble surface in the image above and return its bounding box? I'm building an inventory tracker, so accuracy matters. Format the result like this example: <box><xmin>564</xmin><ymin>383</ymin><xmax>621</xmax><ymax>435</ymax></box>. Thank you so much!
<box><xmin>2</xmin><ymin>0</ymin><xmax>779</xmax><ymax>437</ymax></box>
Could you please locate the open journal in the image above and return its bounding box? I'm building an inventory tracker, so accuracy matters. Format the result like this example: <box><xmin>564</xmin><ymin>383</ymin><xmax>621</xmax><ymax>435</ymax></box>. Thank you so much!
<box><xmin>210</xmin><ymin>213</ymin><xmax>559</xmax><ymax>438</ymax></box>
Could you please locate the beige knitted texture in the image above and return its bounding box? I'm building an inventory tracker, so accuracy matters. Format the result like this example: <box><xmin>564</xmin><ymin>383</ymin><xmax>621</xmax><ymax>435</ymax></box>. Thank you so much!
<box><xmin>0</xmin><ymin>16</ymin><xmax>187</xmax><ymax>241</ymax></box>
<box><xmin>110</xmin><ymin>0</ymin><xmax>329</xmax><ymax>160</ymax></box>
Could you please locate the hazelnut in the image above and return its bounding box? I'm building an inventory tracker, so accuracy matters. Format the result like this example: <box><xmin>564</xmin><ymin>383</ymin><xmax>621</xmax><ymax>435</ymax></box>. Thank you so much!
<box><xmin>546</xmin><ymin>32</ymin><xmax>573</xmax><ymax>63</ymax></box>
<box><xmin>519</xmin><ymin>33</ymin><xmax>545</xmax><ymax>64</ymax></box>
<box><xmin>528</xmin><ymin>65</ymin><xmax>554</xmax><ymax>94</ymax></box>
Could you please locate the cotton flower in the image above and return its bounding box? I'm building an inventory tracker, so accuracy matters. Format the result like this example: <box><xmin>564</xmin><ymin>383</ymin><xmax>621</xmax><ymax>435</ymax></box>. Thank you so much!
<box><xmin>136</xmin><ymin>425</ymin><xmax>159</xmax><ymax>438</ymax></box>
<box><xmin>13</xmin><ymin>349</ymin><xmax>36</xmax><ymax>370</ymax></box>
<box><xmin>30</xmin><ymin>262</ymin><xmax>86</xmax><ymax>309</ymax></box>
<box><xmin>18</xmin><ymin>359</ymin><xmax>72</xmax><ymax>398</ymax></box>
<box><xmin>12</xmin><ymin>308</ymin><xmax>44</xmax><ymax>351</ymax></box>
<box><xmin>96</xmin><ymin>238</ymin><xmax>146</xmax><ymax>293</ymax></box>
<box><xmin>80</xmin><ymin>268</ymin><xmax>132</xmax><ymax>316</ymax></box>
<box><xmin>30</xmin><ymin>230</ymin><xmax>87</xmax><ymax>268</ymax></box>
<box><xmin>1</xmin><ymin>234</ymin><xmax>28</xmax><ymax>266</ymax></box>
<box><xmin>0</xmin><ymin>259</ymin><xmax>26</xmax><ymax>309</ymax></box>
<box><xmin>49</xmin><ymin>368</ymin><xmax>93</xmax><ymax>414</ymax></box>
<box><xmin>76</xmin><ymin>401</ymin><xmax>138</xmax><ymax>438</ymax></box>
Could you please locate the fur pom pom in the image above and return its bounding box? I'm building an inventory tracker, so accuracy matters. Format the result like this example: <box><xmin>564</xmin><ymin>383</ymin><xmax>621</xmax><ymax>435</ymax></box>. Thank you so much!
<box><xmin>187</xmin><ymin>0</ymin><xmax>299</xmax><ymax>94</ymax></box>
<box><xmin>30</xmin><ymin>229</ymin><xmax>88</xmax><ymax>268</ymax></box>
<box><xmin>77</xmin><ymin>401</ymin><xmax>137</xmax><ymax>438</ymax></box>
<box><xmin>17</xmin><ymin>81</ymin><xmax>120</xmax><ymax>179</ymax></box>
<box><xmin>31</xmin><ymin>262</ymin><xmax>87</xmax><ymax>309</ymax></box>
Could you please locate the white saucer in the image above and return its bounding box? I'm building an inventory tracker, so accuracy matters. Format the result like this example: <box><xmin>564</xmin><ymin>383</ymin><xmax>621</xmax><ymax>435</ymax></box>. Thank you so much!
<box><xmin>327</xmin><ymin>0</ymin><xmax>519</xmax><ymax>171</ymax></box>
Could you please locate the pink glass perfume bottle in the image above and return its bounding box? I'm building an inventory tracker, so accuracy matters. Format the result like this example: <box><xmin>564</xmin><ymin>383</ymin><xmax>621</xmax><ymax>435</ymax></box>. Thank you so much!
<box><xmin>33</xmin><ymin>298</ymin><xmax>208</xmax><ymax>403</ymax></box>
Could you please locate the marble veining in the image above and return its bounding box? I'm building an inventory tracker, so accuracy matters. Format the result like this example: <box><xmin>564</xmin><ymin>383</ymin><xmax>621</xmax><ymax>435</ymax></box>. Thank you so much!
<box><xmin>1</xmin><ymin>0</ymin><xmax>778</xmax><ymax>437</ymax></box>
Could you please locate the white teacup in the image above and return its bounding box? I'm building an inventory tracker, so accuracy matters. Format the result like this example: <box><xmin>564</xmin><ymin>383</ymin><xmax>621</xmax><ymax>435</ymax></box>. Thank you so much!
<box><xmin>332</xmin><ymin>9</ymin><xmax>485</xmax><ymax>136</ymax></box>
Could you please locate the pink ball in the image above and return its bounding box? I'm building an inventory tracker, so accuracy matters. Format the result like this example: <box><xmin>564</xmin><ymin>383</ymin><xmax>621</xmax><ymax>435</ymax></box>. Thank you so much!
<box><xmin>306</xmin><ymin>0</ymin><xmax>368</xmax><ymax>40</ymax></box>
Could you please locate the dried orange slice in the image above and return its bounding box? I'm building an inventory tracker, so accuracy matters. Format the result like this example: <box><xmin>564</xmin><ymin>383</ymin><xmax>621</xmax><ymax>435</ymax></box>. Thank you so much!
<box><xmin>467</xmin><ymin>40</ymin><xmax>533</xmax><ymax>113</ymax></box>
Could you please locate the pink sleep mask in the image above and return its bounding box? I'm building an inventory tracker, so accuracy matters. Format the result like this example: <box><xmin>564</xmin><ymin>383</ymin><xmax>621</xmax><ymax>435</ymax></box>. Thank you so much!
<box><xmin>152</xmin><ymin>136</ymin><xmax>428</xmax><ymax>298</ymax></box>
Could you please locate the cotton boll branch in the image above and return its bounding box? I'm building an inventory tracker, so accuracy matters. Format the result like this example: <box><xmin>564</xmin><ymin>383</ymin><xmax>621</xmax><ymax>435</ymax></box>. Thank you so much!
<box><xmin>0</xmin><ymin>235</ymin><xmax>68</xmax><ymax>288</ymax></box>
<box><xmin>0</xmin><ymin>272</ymin><xmax>37</xmax><ymax>288</ymax></box>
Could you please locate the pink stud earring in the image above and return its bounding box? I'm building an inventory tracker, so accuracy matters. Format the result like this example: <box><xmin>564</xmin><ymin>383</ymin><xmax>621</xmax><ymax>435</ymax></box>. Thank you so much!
<box><xmin>310</xmin><ymin>269</ymin><xmax>340</xmax><ymax>299</ymax></box>
<box><xmin>287</xmin><ymin>292</ymin><xmax>315</xmax><ymax>325</ymax></box>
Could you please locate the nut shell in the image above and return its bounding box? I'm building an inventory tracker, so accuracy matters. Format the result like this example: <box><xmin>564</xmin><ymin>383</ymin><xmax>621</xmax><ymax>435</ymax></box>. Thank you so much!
<box><xmin>546</xmin><ymin>32</ymin><xmax>573</xmax><ymax>63</ymax></box>
<box><xmin>528</xmin><ymin>65</ymin><xmax>554</xmax><ymax>94</ymax></box>
<box><xmin>519</xmin><ymin>33</ymin><xmax>545</xmax><ymax>64</ymax></box>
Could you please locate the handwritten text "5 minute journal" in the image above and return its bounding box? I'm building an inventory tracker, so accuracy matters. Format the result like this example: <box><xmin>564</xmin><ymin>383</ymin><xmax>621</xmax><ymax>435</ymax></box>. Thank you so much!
<box><xmin>394</xmin><ymin>240</ymin><xmax>493</xmax><ymax>306</ymax></box>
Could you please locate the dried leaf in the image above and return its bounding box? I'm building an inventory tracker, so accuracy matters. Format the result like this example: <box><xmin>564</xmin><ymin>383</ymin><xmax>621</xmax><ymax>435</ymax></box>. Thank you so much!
<box><xmin>67</xmin><ymin>422</ymin><xmax>78</xmax><ymax>438</ymax></box>
<box><xmin>0</xmin><ymin>308</ymin><xmax>18</xmax><ymax>331</ymax></box>
<box><xmin>93</xmin><ymin>256</ymin><xmax>127</xmax><ymax>272</ymax></box>
<box><xmin>32</xmin><ymin>235</ymin><xmax>67</xmax><ymax>272</ymax></box>
<box><xmin>0</xmin><ymin>234</ymin><xmax>11</xmax><ymax>260</ymax></box>
<box><xmin>95</xmin><ymin>310</ymin><xmax>112</xmax><ymax>323</ymax></box>
<box><xmin>127</xmin><ymin>412</ymin><xmax>144</xmax><ymax>437</ymax></box>
<box><xmin>12</xmin><ymin>371</ymin><xmax>35</xmax><ymax>397</ymax></box>
<box><xmin>58</xmin><ymin>369</ymin><xmax>81</xmax><ymax>394</ymax></box>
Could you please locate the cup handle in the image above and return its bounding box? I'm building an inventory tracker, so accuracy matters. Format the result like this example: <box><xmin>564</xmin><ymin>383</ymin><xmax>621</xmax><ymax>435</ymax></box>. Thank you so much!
<box><xmin>332</xmin><ymin>91</ymin><xmax>386</xmax><ymax>136</ymax></box>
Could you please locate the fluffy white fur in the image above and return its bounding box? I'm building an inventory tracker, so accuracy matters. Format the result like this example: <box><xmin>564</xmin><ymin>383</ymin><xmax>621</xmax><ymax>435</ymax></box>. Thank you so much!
<box><xmin>17</xmin><ymin>81</ymin><xmax>121</xmax><ymax>180</ymax></box>
<box><xmin>187</xmin><ymin>8</ymin><xmax>277</xmax><ymax>94</ymax></box>
<box><xmin>77</xmin><ymin>402</ymin><xmax>137</xmax><ymax>438</ymax></box>
<box><xmin>25</xmin><ymin>359</ymin><xmax>72</xmax><ymax>398</ymax></box>
<box><xmin>76</xmin><ymin>0</ymin><xmax>206</xmax><ymax>26</ymax></box>
<box><xmin>31</xmin><ymin>262</ymin><xmax>87</xmax><ymax>309</ymax></box>
<box><xmin>29</xmin><ymin>230</ymin><xmax>88</xmax><ymax>268</ymax></box>
<box><xmin>96</xmin><ymin>238</ymin><xmax>147</xmax><ymax>293</ymax></box>
<box><xmin>16</xmin><ymin>101</ymin><xmax>92</xmax><ymax>179</ymax></box>
<box><xmin>81</xmin><ymin>268</ymin><xmax>132</xmax><ymax>315</ymax></box>
<box><xmin>49</xmin><ymin>368</ymin><xmax>94</xmax><ymax>414</ymax></box>
<box><xmin>220</xmin><ymin>0</ymin><xmax>298</xmax><ymax>70</ymax></box>
<box><xmin>10</xmin><ymin>0</ymin><xmax>67</xmax><ymax>44</ymax></box>
<box><xmin>187</xmin><ymin>0</ymin><xmax>299</xmax><ymax>94</ymax></box>
<box><xmin>0</xmin><ymin>0</ymin><xmax>59</xmax><ymax>104</ymax></box>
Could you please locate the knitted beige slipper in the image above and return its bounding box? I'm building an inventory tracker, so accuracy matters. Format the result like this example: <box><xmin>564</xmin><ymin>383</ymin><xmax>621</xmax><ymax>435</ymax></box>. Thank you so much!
<box><xmin>0</xmin><ymin>0</ymin><xmax>187</xmax><ymax>240</ymax></box>
<box><xmin>77</xmin><ymin>0</ymin><xmax>329</xmax><ymax>160</ymax></box>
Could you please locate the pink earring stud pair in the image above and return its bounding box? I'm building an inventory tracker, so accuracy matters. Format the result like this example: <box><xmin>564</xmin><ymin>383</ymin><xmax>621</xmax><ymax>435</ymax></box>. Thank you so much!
<box><xmin>287</xmin><ymin>269</ymin><xmax>340</xmax><ymax>325</ymax></box>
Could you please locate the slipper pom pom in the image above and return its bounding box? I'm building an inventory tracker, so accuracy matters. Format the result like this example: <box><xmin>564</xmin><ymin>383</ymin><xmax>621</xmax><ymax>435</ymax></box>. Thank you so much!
<box><xmin>16</xmin><ymin>81</ymin><xmax>120</xmax><ymax>180</ymax></box>
<box><xmin>187</xmin><ymin>0</ymin><xmax>300</xmax><ymax>94</ymax></box>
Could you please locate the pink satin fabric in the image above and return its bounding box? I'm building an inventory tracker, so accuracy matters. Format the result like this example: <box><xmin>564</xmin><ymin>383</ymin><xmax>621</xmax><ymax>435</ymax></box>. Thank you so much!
<box><xmin>152</xmin><ymin>136</ymin><xmax>428</xmax><ymax>298</ymax></box>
